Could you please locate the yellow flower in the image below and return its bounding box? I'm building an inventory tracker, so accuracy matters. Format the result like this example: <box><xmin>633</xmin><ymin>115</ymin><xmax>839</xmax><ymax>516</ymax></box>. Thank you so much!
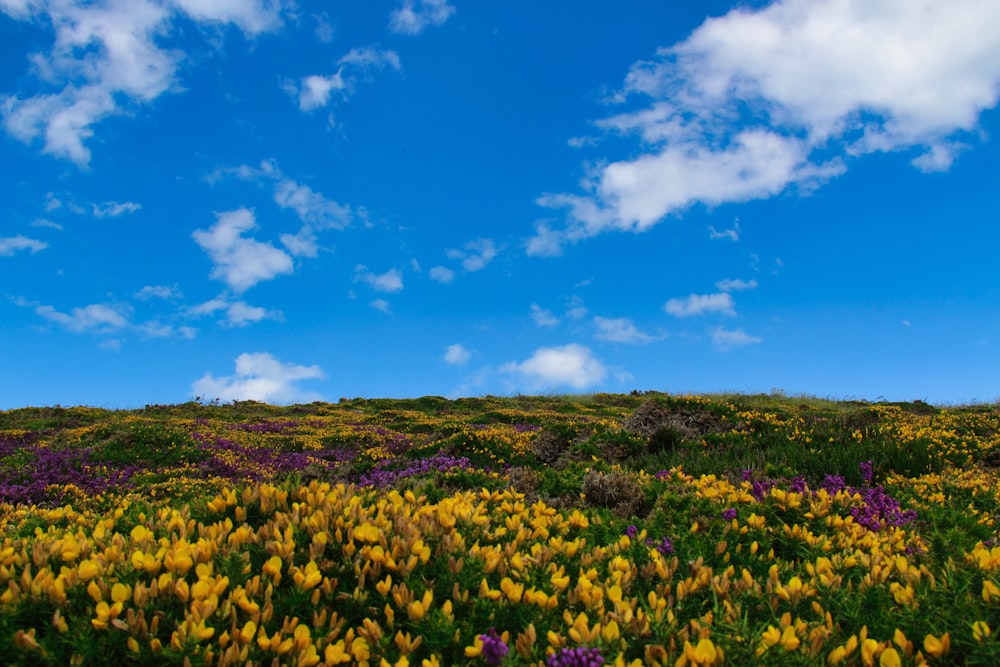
<box><xmin>973</xmin><ymin>621</ymin><xmax>991</xmax><ymax>643</ymax></box>
<box><xmin>983</xmin><ymin>580</ymin><xmax>1000</xmax><ymax>603</ymax></box>
<box><xmin>78</xmin><ymin>559</ymin><xmax>100</xmax><ymax>581</ymax></box>
<box><xmin>880</xmin><ymin>647</ymin><xmax>901</xmax><ymax>667</ymax></box>
<box><xmin>923</xmin><ymin>633</ymin><xmax>950</xmax><ymax>658</ymax></box>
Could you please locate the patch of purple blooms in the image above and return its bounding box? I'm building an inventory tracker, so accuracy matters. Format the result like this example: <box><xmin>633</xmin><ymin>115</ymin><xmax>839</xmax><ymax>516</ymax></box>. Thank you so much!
<box><xmin>478</xmin><ymin>628</ymin><xmax>509</xmax><ymax>666</ymax></box>
<box><xmin>818</xmin><ymin>463</ymin><xmax>916</xmax><ymax>531</ymax></box>
<box><xmin>357</xmin><ymin>452</ymin><xmax>473</xmax><ymax>488</ymax></box>
<box><xmin>0</xmin><ymin>440</ymin><xmax>139</xmax><ymax>505</ymax></box>
<box><xmin>226</xmin><ymin>420</ymin><xmax>300</xmax><ymax>434</ymax></box>
<box><xmin>743</xmin><ymin>469</ymin><xmax>776</xmax><ymax>501</ymax></box>
<box><xmin>722</xmin><ymin>507</ymin><xmax>738</xmax><ymax>521</ymax></box>
<box><xmin>546</xmin><ymin>646</ymin><xmax>605</xmax><ymax>667</ymax></box>
<box><xmin>624</xmin><ymin>524</ymin><xmax>638</xmax><ymax>539</ymax></box>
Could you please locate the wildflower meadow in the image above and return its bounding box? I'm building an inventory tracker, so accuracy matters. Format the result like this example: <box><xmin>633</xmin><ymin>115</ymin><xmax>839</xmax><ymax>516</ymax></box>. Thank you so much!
<box><xmin>2</xmin><ymin>392</ymin><xmax>1000</xmax><ymax>666</ymax></box>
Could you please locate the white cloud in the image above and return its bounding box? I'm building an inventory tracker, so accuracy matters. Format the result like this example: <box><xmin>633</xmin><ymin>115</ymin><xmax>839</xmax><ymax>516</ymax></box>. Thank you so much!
<box><xmin>191</xmin><ymin>352</ymin><xmax>324</xmax><ymax>404</ymax></box>
<box><xmin>273</xmin><ymin>177</ymin><xmax>350</xmax><ymax>230</ymax></box>
<box><xmin>34</xmin><ymin>302</ymin><xmax>129</xmax><ymax>333</ymax></box>
<box><xmin>0</xmin><ymin>235</ymin><xmax>48</xmax><ymax>256</ymax></box>
<box><xmin>0</xmin><ymin>0</ymin><xmax>283</xmax><ymax>166</ymax></box>
<box><xmin>715</xmin><ymin>278</ymin><xmax>758</xmax><ymax>292</ymax></box>
<box><xmin>443</xmin><ymin>343</ymin><xmax>470</xmax><ymax>366</ymax></box>
<box><xmin>92</xmin><ymin>201</ymin><xmax>141</xmax><ymax>218</ymax></box>
<box><xmin>446</xmin><ymin>238</ymin><xmax>498</xmax><ymax>272</ymax></box>
<box><xmin>428</xmin><ymin>266</ymin><xmax>455</xmax><ymax>284</ymax></box>
<box><xmin>708</xmin><ymin>220</ymin><xmax>740</xmax><ymax>241</ymax></box>
<box><xmin>389</xmin><ymin>0</ymin><xmax>455</xmax><ymax>35</ymax></box>
<box><xmin>538</xmin><ymin>0</ymin><xmax>1000</xmax><ymax>244</ymax></box>
<box><xmin>290</xmin><ymin>46</ymin><xmax>400</xmax><ymax>112</ymax></box>
<box><xmin>31</xmin><ymin>218</ymin><xmax>63</xmax><ymax>230</ymax></box>
<box><xmin>224</xmin><ymin>301</ymin><xmax>282</xmax><ymax>327</ymax></box>
<box><xmin>134</xmin><ymin>284</ymin><xmax>182</xmax><ymax>301</ymax></box>
<box><xmin>664</xmin><ymin>292</ymin><xmax>735</xmax><ymax>318</ymax></box>
<box><xmin>593</xmin><ymin>316</ymin><xmax>654</xmax><ymax>344</ymax></box>
<box><xmin>501</xmin><ymin>344</ymin><xmax>607</xmax><ymax>391</ymax></box>
<box><xmin>525</xmin><ymin>222</ymin><xmax>567</xmax><ymax>257</ymax></box>
<box><xmin>530</xmin><ymin>304</ymin><xmax>559</xmax><ymax>328</ymax></box>
<box><xmin>355</xmin><ymin>266</ymin><xmax>404</xmax><ymax>293</ymax></box>
<box><xmin>370</xmin><ymin>299</ymin><xmax>392</xmax><ymax>314</ymax></box>
<box><xmin>296</xmin><ymin>73</ymin><xmax>346</xmax><ymax>112</ymax></box>
<box><xmin>710</xmin><ymin>327</ymin><xmax>762</xmax><ymax>351</ymax></box>
<box><xmin>216</xmin><ymin>160</ymin><xmax>351</xmax><ymax>258</ymax></box>
<box><xmin>170</xmin><ymin>0</ymin><xmax>285</xmax><ymax>35</ymax></box>
<box><xmin>192</xmin><ymin>208</ymin><xmax>294</xmax><ymax>293</ymax></box>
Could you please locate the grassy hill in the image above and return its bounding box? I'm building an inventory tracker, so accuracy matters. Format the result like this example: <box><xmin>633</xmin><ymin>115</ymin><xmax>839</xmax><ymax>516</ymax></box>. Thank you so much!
<box><xmin>1</xmin><ymin>393</ymin><xmax>999</xmax><ymax>665</ymax></box>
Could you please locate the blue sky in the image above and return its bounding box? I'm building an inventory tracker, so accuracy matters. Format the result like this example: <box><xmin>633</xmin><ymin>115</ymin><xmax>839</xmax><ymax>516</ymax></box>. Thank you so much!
<box><xmin>2</xmin><ymin>0</ymin><xmax>999</xmax><ymax>408</ymax></box>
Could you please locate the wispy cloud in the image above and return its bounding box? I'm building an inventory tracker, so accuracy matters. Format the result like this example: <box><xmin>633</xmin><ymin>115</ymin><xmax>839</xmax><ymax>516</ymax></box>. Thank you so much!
<box><xmin>92</xmin><ymin>201</ymin><xmax>141</xmax><ymax>218</ymax></box>
<box><xmin>664</xmin><ymin>293</ymin><xmax>735</xmax><ymax>318</ymax></box>
<box><xmin>186</xmin><ymin>294</ymin><xmax>281</xmax><ymax>328</ymax></box>
<box><xmin>355</xmin><ymin>266</ymin><xmax>404</xmax><ymax>293</ymax></box>
<box><xmin>593</xmin><ymin>316</ymin><xmax>654</xmax><ymax>344</ymax></box>
<box><xmin>533</xmin><ymin>0</ymin><xmax>1000</xmax><ymax>251</ymax></box>
<box><xmin>192</xmin><ymin>352</ymin><xmax>324</xmax><ymax>404</ymax></box>
<box><xmin>710</xmin><ymin>327</ymin><xmax>762</xmax><ymax>351</ymax></box>
<box><xmin>501</xmin><ymin>344</ymin><xmax>607</xmax><ymax>391</ymax></box>
<box><xmin>443</xmin><ymin>343</ymin><xmax>470</xmax><ymax>366</ymax></box>
<box><xmin>21</xmin><ymin>299</ymin><xmax>130</xmax><ymax>334</ymax></box>
<box><xmin>389</xmin><ymin>0</ymin><xmax>455</xmax><ymax>35</ymax></box>
<box><xmin>715</xmin><ymin>278</ymin><xmax>758</xmax><ymax>292</ymax></box>
<box><xmin>192</xmin><ymin>208</ymin><xmax>294</xmax><ymax>293</ymax></box>
<box><xmin>530</xmin><ymin>304</ymin><xmax>559</xmax><ymax>328</ymax></box>
<box><xmin>428</xmin><ymin>266</ymin><xmax>455</xmax><ymax>284</ymax></box>
<box><xmin>446</xmin><ymin>238</ymin><xmax>498</xmax><ymax>272</ymax></box>
<box><xmin>0</xmin><ymin>0</ymin><xmax>284</xmax><ymax>166</ymax></box>
<box><xmin>134</xmin><ymin>285</ymin><xmax>183</xmax><ymax>301</ymax></box>
<box><xmin>0</xmin><ymin>235</ymin><xmax>48</xmax><ymax>256</ymax></box>
<box><xmin>288</xmin><ymin>46</ymin><xmax>401</xmax><ymax>112</ymax></box>
<box><xmin>370</xmin><ymin>299</ymin><xmax>392</xmax><ymax>314</ymax></box>
<box><xmin>709</xmin><ymin>220</ymin><xmax>740</xmax><ymax>241</ymax></box>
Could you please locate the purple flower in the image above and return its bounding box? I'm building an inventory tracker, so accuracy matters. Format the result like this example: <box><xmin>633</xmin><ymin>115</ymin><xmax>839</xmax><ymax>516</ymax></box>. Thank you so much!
<box><xmin>624</xmin><ymin>524</ymin><xmax>638</xmax><ymax>539</ymax></box>
<box><xmin>478</xmin><ymin>628</ymin><xmax>509</xmax><ymax>666</ymax></box>
<box><xmin>721</xmin><ymin>508</ymin><xmax>737</xmax><ymax>521</ymax></box>
<box><xmin>547</xmin><ymin>646</ymin><xmax>605</xmax><ymax>667</ymax></box>
<box><xmin>860</xmin><ymin>460</ymin><xmax>874</xmax><ymax>485</ymax></box>
<box><xmin>649</xmin><ymin>536</ymin><xmax>674</xmax><ymax>555</ymax></box>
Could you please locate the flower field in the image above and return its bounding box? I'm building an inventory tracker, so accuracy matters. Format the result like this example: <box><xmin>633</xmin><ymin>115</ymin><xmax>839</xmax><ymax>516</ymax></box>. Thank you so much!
<box><xmin>2</xmin><ymin>393</ymin><xmax>1000</xmax><ymax>665</ymax></box>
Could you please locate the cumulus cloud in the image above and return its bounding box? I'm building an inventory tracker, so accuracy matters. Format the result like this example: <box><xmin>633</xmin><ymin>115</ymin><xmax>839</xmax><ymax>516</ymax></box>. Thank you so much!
<box><xmin>192</xmin><ymin>208</ymin><xmax>294</xmax><ymax>293</ymax></box>
<box><xmin>533</xmin><ymin>0</ymin><xmax>1000</xmax><ymax>250</ymax></box>
<box><xmin>664</xmin><ymin>292</ymin><xmax>735</xmax><ymax>318</ymax></box>
<box><xmin>215</xmin><ymin>160</ymin><xmax>351</xmax><ymax>258</ymax></box>
<box><xmin>0</xmin><ymin>0</ymin><xmax>284</xmax><ymax>166</ymax></box>
<box><xmin>389</xmin><ymin>0</ymin><xmax>455</xmax><ymax>35</ymax></box>
<box><xmin>0</xmin><ymin>235</ymin><xmax>48</xmax><ymax>256</ymax></box>
<box><xmin>191</xmin><ymin>352</ymin><xmax>324</xmax><ymax>404</ymax></box>
<box><xmin>710</xmin><ymin>327</ymin><xmax>762</xmax><ymax>351</ymax></box>
<box><xmin>593</xmin><ymin>316</ymin><xmax>654</xmax><ymax>344</ymax></box>
<box><xmin>428</xmin><ymin>266</ymin><xmax>455</xmax><ymax>284</ymax></box>
<box><xmin>446</xmin><ymin>238</ymin><xmax>498</xmax><ymax>272</ymax></box>
<box><xmin>289</xmin><ymin>46</ymin><xmax>401</xmax><ymax>112</ymax></box>
<box><xmin>502</xmin><ymin>344</ymin><xmax>607</xmax><ymax>392</ymax></box>
<box><xmin>443</xmin><ymin>343</ymin><xmax>470</xmax><ymax>366</ymax></box>
<box><xmin>92</xmin><ymin>201</ymin><xmax>141</xmax><ymax>218</ymax></box>
<box><xmin>355</xmin><ymin>266</ymin><xmax>404</xmax><ymax>293</ymax></box>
